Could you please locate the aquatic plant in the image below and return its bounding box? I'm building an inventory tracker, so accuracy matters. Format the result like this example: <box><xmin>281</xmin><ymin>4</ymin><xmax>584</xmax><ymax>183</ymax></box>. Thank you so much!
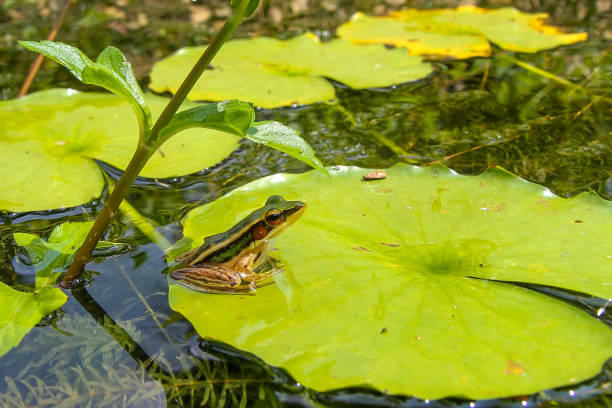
<box><xmin>18</xmin><ymin>0</ymin><xmax>323</xmax><ymax>286</ymax></box>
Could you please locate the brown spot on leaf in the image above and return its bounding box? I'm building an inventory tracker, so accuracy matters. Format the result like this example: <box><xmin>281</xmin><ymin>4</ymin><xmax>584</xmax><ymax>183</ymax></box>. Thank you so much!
<box><xmin>573</xmin><ymin>219</ymin><xmax>584</xmax><ymax>223</ymax></box>
<box><xmin>381</xmin><ymin>242</ymin><xmax>401</xmax><ymax>247</ymax></box>
<box><xmin>353</xmin><ymin>246</ymin><xmax>373</xmax><ymax>252</ymax></box>
<box><xmin>492</xmin><ymin>202</ymin><xmax>507</xmax><ymax>212</ymax></box>
<box><xmin>504</xmin><ymin>359</ymin><xmax>525</xmax><ymax>375</ymax></box>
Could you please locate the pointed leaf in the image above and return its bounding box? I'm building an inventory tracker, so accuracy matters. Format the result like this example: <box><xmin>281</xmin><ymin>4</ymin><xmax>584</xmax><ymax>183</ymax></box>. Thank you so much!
<box><xmin>246</xmin><ymin>121</ymin><xmax>327</xmax><ymax>174</ymax></box>
<box><xmin>83</xmin><ymin>46</ymin><xmax>151</xmax><ymax>133</ymax></box>
<box><xmin>170</xmin><ymin>163</ymin><xmax>612</xmax><ymax>399</ymax></box>
<box><xmin>19</xmin><ymin>40</ymin><xmax>93</xmax><ymax>80</ymax></box>
<box><xmin>20</xmin><ymin>42</ymin><xmax>151</xmax><ymax>135</ymax></box>
<box><xmin>0</xmin><ymin>283</ymin><xmax>67</xmax><ymax>357</ymax></box>
<box><xmin>158</xmin><ymin>99</ymin><xmax>254</xmax><ymax>143</ymax></box>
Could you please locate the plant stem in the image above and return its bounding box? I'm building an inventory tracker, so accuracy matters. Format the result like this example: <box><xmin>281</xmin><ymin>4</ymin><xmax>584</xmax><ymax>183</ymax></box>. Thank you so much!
<box><xmin>63</xmin><ymin>143</ymin><xmax>154</xmax><ymax>285</ymax></box>
<box><xmin>63</xmin><ymin>0</ymin><xmax>251</xmax><ymax>284</ymax></box>
<box><xmin>499</xmin><ymin>53</ymin><xmax>584</xmax><ymax>91</ymax></box>
<box><xmin>149</xmin><ymin>1</ymin><xmax>248</xmax><ymax>142</ymax></box>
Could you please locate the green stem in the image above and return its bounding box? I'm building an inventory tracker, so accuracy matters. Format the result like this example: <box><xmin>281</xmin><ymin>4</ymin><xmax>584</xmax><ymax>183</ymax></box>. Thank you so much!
<box><xmin>499</xmin><ymin>53</ymin><xmax>584</xmax><ymax>91</ymax></box>
<box><xmin>62</xmin><ymin>143</ymin><xmax>155</xmax><ymax>285</ymax></box>
<box><xmin>63</xmin><ymin>0</ymin><xmax>252</xmax><ymax>285</ymax></box>
<box><xmin>149</xmin><ymin>1</ymin><xmax>248</xmax><ymax>143</ymax></box>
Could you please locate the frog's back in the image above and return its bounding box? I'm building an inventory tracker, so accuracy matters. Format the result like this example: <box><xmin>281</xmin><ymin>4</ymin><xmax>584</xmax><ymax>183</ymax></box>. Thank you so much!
<box><xmin>176</xmin><ymin>216</ymin><xmax>259</xmax><ymax>266</ymax></box>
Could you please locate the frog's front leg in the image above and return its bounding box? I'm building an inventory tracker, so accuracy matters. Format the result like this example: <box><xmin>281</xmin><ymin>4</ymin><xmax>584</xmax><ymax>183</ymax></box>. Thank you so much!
<box><xmin>171</xmin><ymin>264</ymin><xmax>241</xmax><ymax>287</ymax></box>
<box><xmin>233</xmin><ymin>252</ymin><xmax>260</xmax><ymax>282</ymax></box>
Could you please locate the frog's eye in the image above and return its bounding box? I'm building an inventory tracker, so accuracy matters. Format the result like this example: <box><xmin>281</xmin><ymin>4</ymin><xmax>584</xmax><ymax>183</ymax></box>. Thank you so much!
<box><xmin>264</xmin><ymin>209</ymin><xmax>284</xmax><ymax>227</ymax></box>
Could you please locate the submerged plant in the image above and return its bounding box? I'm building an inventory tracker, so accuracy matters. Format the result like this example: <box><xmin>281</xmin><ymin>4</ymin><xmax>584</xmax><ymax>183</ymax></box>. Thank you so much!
<box><xmin>18</xmin><ymin>0</ymin><xmax>324</xmax><ymax>286</ymax></box>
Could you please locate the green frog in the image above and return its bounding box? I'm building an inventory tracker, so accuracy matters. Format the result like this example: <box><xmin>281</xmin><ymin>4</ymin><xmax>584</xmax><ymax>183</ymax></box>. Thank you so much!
<box><xmin>170</xmin><ymin>195</ymin><xmax>305</xmax><ymax>294</ymax></box>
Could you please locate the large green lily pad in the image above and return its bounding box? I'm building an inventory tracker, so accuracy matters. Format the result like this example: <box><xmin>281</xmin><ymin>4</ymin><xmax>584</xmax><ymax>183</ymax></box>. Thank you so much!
<box><xmin>0</xmin><ymin>283</ymin><xmax>67</xmax><ymax>357</ymax></box>
<box><xmin>337</xmin><ymin>6</ymin><xmax>587</xmax><ymax>59</ymax></box>
<box><xmin>149</xmin><ymin>33</ymin><xmax>432</xmax><ymax>108</ymax></box>
<box><xmin>169</xmin><ymin>164</ymin><xmax>612</xmax><ymax>399</ymax></box>
<box><xmin>0</xmin><ymin>89</ymin><xmax>241</xmax><ymax>212</ymax></box>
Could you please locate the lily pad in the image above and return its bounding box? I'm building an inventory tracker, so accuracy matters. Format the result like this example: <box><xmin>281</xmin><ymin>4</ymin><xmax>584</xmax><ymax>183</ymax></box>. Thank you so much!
<box><xmin>0</xmin><ymin>283</ymin><xmax>67</xmax><ymax>357</ymax></box>
<box><xmin>337</xmin><ymin>6</ymin><xmax>587</xmax><ymax>59</ymax></box>
<box><xmin>14</xmin><ymin>221</ymin><xmax>101</xmax><ymax>289</ymax></box>
<box><xmin>0</xmin><ymin>89</ymin><xmax>241</xmax><ymax>212</ymax></box>
<box><xmin>149</xmin><ymin>33</ymin><xmax>433</xmax><ymax>108</ymax></box>
<box><xmin>169</xmin><ymin>164</ymin><xmax>612</xmax><ymax>399</ymax></box>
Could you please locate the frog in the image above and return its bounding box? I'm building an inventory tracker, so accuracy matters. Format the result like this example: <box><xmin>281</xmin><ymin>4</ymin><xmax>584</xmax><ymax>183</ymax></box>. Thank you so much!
<box><xmin>170</xmin><ymin>195</ymin><xmax>305</xmax><ymax>294</ymax></box>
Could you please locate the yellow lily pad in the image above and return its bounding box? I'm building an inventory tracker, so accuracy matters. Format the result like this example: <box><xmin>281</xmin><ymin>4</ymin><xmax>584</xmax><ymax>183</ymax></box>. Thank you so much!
<box><xmin>337</xmin><ymin>6</ymin><xmax>587</xmax><ymax>59</ymax></box>
<box><xmin>170</xmin><ymin>164</ymin><xmax>612</xmax><ymax>399</ymax></box>
<box><xmin>149</xmin><ymin>33</ymin><xmax>433</xmax><ymax>108</ymax></box>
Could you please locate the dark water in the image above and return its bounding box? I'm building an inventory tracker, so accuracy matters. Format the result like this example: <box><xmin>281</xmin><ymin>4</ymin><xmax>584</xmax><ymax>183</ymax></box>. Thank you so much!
<box><xmin>0</xmin><ymin>0</ymin><xmax>611</xmax><ymax>406</ymax></box>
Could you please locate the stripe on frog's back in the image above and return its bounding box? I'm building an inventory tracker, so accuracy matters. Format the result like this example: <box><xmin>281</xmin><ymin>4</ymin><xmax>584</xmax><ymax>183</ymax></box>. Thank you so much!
<box><xmin>192</xmin><ymin>221</ymin><xmax>271</xmax><ymax>265</ymax></box>
<box><xmin>206</xmin><ymin>226</ymin><xmax>257</xmax><ymax>263</ymax></box>
<box><xmin>183</xmin><ymin>209</ymin><xmax>269</xmax><ymax>265</ymax></box>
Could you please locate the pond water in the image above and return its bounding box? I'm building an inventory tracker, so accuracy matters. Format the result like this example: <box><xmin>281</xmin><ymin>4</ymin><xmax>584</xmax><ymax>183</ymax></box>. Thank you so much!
<box><xmin>0</xmin><ymin>0</ymin><xmax>610</xmax><ymax>406</ymax></box>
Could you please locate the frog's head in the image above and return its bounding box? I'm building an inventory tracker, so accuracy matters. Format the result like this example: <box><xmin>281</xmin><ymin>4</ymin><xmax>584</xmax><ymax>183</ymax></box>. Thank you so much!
<box><xmin>252</xmin><ymin>195</ymin><xmax>306</xmax><ymax>241</ymax></box>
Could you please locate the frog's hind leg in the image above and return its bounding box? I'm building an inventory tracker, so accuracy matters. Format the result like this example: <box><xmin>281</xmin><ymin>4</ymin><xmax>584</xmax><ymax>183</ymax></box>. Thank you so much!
<box><xmin>171</xmin><ymin>265</ymin><xmax>241</xmax><ymax>289</ymax></box>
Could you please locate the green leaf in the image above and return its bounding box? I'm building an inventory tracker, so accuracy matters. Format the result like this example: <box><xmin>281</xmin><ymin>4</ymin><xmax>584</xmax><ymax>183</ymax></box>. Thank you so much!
<box><xmin>157</xmin><ymin>99</ymin><xmax>254</xmax><ymax>144</ymax></box>
<box><xmin>337</xmin><ymin>6</ymin><xmax>587</xmax><ymax>60</ymax></box>
<box><xmin>0</xmin><ymin>89</ymin><xmax>241</xmax><ymax>212</ymax></box>
<box><xmin>18</xmin><ymin>40</ymin><xmax>93</xmax><ymax>80</ymax></box>
<box><xmin>170</xmin><ymin>163</ymin><xmax>612</xmax><ymax>399</ymax></box>
<box><xmin>14</xmin><ymin>221</ymin><xmax>94</xmax><ymax>289</ymax></box>
<box><xmin>246</xmin><ymin>121</ymin><xmax>327</xmax><ymax>175</ymax></box>
<box><xmin>149</xmin><ymin>33</ymin><xmax>432</xmax><ymax>108</ymax></box>
<box><xmin>85</xmin><ymin>46</ymin><xmax>152</xmax><ymax>133</ymax></box>
<box><xmin>0</xmin><ymin>283</ymin><xmax>67</xmax><ymax>357</ymax></box>
<box><xmin>20</xmin><ymin>42</ymin><xmax>151</xmax><ymax>135</ymax></box>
